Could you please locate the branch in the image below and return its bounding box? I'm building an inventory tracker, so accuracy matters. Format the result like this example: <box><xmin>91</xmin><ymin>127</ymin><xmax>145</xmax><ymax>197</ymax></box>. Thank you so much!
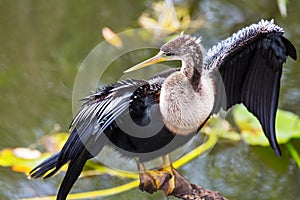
<box><xmin>162</xmin><ymin>169</ymin><xmax>228</xmax><ymax>200</ymax></box>
<box><xmin>174</xmin><ymin>183</ymin><xmax>228</xmax><ymax>200</ymax></box>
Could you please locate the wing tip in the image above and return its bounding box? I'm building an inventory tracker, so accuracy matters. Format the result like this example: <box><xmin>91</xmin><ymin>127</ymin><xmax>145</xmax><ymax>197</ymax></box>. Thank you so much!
<box><xmin>268</xmin><ymin>129</ymin><xmax>281</xmax><ymax>157</ymax></box>
<box><xmin>280</xmin><ymin>36</ymin><xmax>297</xmax><ymax>60</ymax></box>
<box><xmin>271</xmin><ymin>143</ymin><xmax>282</xmax><ymax>157</ymax></box>
<box><xmin>286</xmin><ymin>39</ymin><xmax>297</xmax><ymax>60</ymax></box>
<box><xmin>275</xmin><ymin>149</ymin><xmax>282</xmax><ymax>157</ymax></box>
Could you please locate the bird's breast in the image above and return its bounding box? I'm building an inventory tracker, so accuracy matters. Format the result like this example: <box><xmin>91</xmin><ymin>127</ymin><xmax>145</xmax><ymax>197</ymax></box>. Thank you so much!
<box><xmin>159</xmin><ymin>72</ymin><xmax>214</xmax><ymax>135</ymax></box>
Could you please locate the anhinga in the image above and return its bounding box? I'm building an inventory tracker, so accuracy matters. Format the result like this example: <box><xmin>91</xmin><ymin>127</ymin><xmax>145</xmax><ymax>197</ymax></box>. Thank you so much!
<box><xmin>29</xmin><ymin>20</ymin><xmax>296</xmax><ymax>200</ymax></box>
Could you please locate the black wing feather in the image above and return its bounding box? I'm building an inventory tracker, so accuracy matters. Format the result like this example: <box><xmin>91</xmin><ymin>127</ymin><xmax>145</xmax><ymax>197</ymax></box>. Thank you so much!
<box><xmin>28</xmin><ymin>73</ymin><xmax>176</xmax><ymax>199</ymax></box>
<box><xmin>207</xmin><ymin>20</ymin><xmax>297</xmax><ymax>156</ymax></box>
<box><xmin>28</xmin><ymin>79</ymin><xmax>148</xmax><ymax>196</ymax></box>
<box><xmin>57</xmin><ymin>149</ymin><xmax>91</xmax><ymax>200</ymax></box>
<box><xmin>241</xmin><ymin>47</ymin><xmax>282</xmax><ymax>155</ymax></box>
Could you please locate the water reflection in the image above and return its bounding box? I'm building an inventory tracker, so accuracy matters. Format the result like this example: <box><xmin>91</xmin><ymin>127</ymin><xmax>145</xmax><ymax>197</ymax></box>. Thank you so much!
<box><xmin>0</xmin><ymin>0</ymin><xmax>299</xmax><ymax>199</ymax></box>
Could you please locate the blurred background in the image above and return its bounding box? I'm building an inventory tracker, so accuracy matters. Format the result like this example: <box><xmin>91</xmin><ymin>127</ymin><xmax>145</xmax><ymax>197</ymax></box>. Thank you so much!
<box><xmin>0</xmin><ymin>0</ymin><xmax>299</xmax><ymax>199</ymax></box>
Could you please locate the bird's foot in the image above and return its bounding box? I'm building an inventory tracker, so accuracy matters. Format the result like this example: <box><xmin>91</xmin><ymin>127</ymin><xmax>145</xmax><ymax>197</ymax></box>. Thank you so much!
<box><xmin>139</xmin><ymin>165</ymin><xmax>176</xmax><ymax>196</ymax></box>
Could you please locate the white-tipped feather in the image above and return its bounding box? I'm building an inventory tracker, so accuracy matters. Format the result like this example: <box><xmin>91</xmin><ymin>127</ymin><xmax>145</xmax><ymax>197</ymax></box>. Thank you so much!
<box><xmin>204</xmin><ymin>19</ymin><xmax>283</xmax><ymax>70</ymax></box>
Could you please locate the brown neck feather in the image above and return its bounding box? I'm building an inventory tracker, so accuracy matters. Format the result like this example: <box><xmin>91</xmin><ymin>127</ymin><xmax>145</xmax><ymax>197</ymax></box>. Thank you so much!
<box><xmin>182</xmin><ymin>55</ymin><xmax>202</xmax><ymax>92</ymax></box>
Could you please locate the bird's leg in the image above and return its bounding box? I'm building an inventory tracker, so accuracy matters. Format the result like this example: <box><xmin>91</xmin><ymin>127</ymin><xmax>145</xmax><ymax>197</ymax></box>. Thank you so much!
<box><xmin>160</xmin><ymin>154</ymin><xmax>176</xmax><ymax>195</ymax></box>
<box><xmin>137</xmin><ymin>158</ymin><xmax>172</xmax><ymax>194</ymax></box>
<box><xmin>136</xmin><ymin>155</ymin><xmax>176</xmax><ymax>196</ymax></box>
<box><xmin>137</xmin><ymin>160</ymin><xmax>158</xmax><ymax>194</ymax></box>
<box><xmin>161</xmin><ymin>155</ymin><xmax>195</xmax><ymax>197</ymax></box>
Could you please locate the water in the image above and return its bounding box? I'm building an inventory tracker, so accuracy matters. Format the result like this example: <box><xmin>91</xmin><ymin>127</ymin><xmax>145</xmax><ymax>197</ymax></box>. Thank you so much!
<box><xmin>0</xmin><ymin>0</ymin><xmax>299</xmax><ymax>199</ymax></box>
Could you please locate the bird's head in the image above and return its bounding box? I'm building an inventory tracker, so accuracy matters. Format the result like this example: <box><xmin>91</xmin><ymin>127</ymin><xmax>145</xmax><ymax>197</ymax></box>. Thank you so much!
<box><xmin>124</xmin><ymin>33</ymin><xmax>204</xmax><ymax>73</ymax></box>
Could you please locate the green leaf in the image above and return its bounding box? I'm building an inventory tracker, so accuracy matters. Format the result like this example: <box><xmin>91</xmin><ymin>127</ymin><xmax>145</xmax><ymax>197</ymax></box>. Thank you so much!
<box><xmin>0</xmin><ymin>148</ymin><xmax>51</xmax><ymax>173</ymax></box>
<box><xmin>202</xmin><ymin>116</ymin><xmax>241</xmax><ymax>142</ymax></box>
<box><xmin>285</xmin><ymin>142</ymin><xmax>300</xmax><ymax>168</ymax></box>
<box><xmin>233</xmin><ymin>105</ymin><xmax>300</xmax><ymax>146</ymax></box>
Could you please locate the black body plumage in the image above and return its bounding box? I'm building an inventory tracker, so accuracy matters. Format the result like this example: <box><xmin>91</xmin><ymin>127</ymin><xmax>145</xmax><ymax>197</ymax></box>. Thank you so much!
<box><xmin>29</xmin><ymin>20</ymin><xmax>296</xmax><ymax>200</ymax></box>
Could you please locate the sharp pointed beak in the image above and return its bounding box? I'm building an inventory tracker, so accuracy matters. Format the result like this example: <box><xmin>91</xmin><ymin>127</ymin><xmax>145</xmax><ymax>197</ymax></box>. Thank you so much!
<box><xmin>124</xmin><ymin>52</ymin><xmax>167</xmax><ymax>73</ymax></box>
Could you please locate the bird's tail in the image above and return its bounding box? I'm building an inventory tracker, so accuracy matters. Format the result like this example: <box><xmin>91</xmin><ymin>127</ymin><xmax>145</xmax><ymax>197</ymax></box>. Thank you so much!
<box><xmin>28</xmin><ymin>152</ymin><xmax>64</xmax><ymax>179</ymax></box>
<box><xmin>28</xmin><ymin>127</ymin><xmax>107</xmax><ymax>200</ymax></box>
<box><xmin>28</xmin><ymin>128</ymin><xmax>84</xmax><ymax>180</ymax></box>
<box><xmin>29</xmin><ymin>150</ymin><xmax>91</xmax><ymax>200</ymax></box>
<box><xmin>56</xmin><ymin>149</ymin><xmax>90</xmax><ymax>200</ymax></box>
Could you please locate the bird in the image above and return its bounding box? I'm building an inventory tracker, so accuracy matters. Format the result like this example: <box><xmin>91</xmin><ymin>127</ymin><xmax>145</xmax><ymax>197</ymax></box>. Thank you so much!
<box><xmin>29</xmin><ymin>19</ymin><xmax>296</xmax><ymax>200</ymax></box>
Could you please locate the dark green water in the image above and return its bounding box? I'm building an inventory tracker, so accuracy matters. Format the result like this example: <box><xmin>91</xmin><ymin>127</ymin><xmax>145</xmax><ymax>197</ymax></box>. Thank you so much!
<box><xmin>0</xmin><ymin>0</ymin><xmax>299</xmax><ymax>199</ymax></box>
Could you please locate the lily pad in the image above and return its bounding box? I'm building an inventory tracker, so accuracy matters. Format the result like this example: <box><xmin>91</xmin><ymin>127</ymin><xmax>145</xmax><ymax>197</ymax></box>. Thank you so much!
<box><xmin>233</xmin><ymin>104</ymin><xmax>300</xmax><ymax>146</ymax></box>
<box><xmin>0</xmin><ymin>132</ymin><xmax>70</xmax><ymax>174</ymax></box>
<box><xmin>203</xmin><ymin>115</ymin><xmax>241</xmax><ymax>142</ymax></box>
<box><xmin>0</xmin><ymin>147</ymin><xmax>50</xmax><ymax>173</ymax></box>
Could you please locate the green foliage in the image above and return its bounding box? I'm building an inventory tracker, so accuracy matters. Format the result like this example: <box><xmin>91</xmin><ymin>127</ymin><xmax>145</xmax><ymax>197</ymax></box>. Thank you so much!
<box><xmin>232</xmin><ymin>105</ymin><xmax>300</xmax><ymax>167</ymax></box>
<box><xmin>233</xmin><ymin>105</ymin><xmax>300</xmax><ymax>146</ymax></box>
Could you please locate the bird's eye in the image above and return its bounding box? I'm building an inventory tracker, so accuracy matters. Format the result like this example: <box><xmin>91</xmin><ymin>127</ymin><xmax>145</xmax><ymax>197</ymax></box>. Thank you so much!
<box><xmin>165</xmin><ymin>52</ymin><xmax>174</xmax><ymax>56</ymax></box>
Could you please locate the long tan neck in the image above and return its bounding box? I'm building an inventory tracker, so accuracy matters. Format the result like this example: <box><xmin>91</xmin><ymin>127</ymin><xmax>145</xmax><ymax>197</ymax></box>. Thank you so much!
<box><xmin>180</xmin><ymin>44</ymin><xmax>204</xmax><ymax>92</ymax></box>
<box><xmin>181</xmin><ymin>57</ymin><xmax>202</xmax><ymax>92</ymax></box>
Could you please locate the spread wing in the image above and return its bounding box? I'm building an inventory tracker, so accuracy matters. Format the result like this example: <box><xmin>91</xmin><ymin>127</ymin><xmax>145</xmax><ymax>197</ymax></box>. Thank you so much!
<box><xmin>206</xmin><ymin>20</ymin><xmax>297</xmax><ymax>156</ymax></box>
<box><xmin>29</xmin><ymin>77</ymin><xmax>165</xmax><ymax>199</ymax></box>
<box><xmin>67</xmin><ymin>78</ymin><xmax>150</xmax><ymax>157</ymax></box>
<box><xmin>71</xmin><ymin>68</ymin><xmax>178</xmax><ymax>144</ymax></box>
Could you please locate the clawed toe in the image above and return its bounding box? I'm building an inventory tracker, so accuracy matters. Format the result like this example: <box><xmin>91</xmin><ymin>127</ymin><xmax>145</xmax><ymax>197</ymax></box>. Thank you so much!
<box><xmin>138</xmin><ymin>166</ymin><xmax>175</xmax><ymax>195</ymax></box>
<box><xmin>139</xmin><ymin>172</ymin><xmax>158</xmax><ymax>194</ymax></box>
